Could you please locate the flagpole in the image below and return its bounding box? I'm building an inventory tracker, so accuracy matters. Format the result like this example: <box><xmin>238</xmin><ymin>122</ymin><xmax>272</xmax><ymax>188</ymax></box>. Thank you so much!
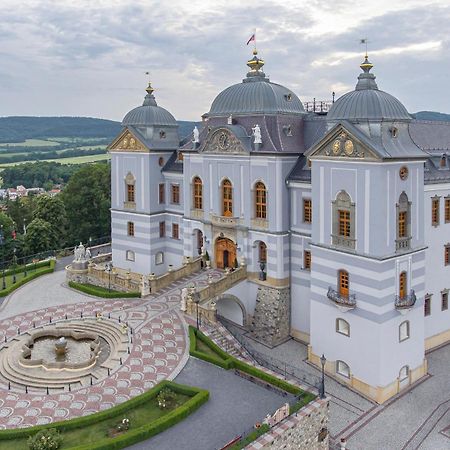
<box><xmin>254</xmin><ymin>28</ymin><xmax>257</xmax><ymax>52</ymax></box>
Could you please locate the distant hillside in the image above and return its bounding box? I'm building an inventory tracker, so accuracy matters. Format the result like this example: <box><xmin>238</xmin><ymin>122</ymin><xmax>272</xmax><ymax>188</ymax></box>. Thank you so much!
<box><xmin>412</xmin><ymin>111</ymin><xmax>450</xmax><ymax>122</ymax></box>
<box><xmin>0</xmin><ymin>116</ymin><xmax>199</xmax><ymax>144</ymax></box>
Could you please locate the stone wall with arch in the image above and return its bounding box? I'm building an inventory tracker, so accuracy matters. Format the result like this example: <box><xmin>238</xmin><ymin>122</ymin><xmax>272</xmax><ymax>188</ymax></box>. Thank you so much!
<box><xmin>215</xmin><ymin>293</ymin><xmax>247</xmax><ymax>326</ymax></box>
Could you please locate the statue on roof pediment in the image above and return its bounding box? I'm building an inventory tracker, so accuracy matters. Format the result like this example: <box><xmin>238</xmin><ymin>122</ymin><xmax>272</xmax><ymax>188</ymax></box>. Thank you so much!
<box><xmin>109</xmin><ymin>130</ymin><xmax>147</xmax><ymax>152</ymax></box>
<box><xmin>199</xmin><ymin>128</ymin><xmax>247</xmax><ymax>154</ymax></box>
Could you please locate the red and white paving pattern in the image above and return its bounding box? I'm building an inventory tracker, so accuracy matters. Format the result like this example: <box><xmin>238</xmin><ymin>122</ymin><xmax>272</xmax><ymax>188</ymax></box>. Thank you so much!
<box><xmin>0</xmin><ymin>269</ymin><xmax>223</xmax><ymax>428</ymax></box>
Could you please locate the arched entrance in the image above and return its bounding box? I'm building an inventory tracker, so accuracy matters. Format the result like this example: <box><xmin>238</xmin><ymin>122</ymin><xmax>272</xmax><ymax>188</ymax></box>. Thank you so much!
<box><xmin>216</xmin><ymin>294</ymin><xmax>246</xmax><ymax>326</ymax></box>
<box><xmin>215</xmin><ymin>237</ymin><xmax>237</xmax><ymax>269</ymax></box>
<box><xmin>195</xmin><ymin>230</ymin><xmax>203</xmax><ymax>256</ymax></box>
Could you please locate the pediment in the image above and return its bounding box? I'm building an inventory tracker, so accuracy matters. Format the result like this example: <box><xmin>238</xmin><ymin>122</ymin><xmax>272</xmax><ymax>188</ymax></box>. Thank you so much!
<box><xmin>199</xmin><ymin>128</ymin><xmax>248</xmax><ymax>154</ymax></box>
<box><xmin>306</xmin><ymin>124</ymin><xmax>380</xmax><ymax>161</ymax></box>
<box><xmin>108</xmin><ymin>129</ymin><xmax>148</xmax><ymax>152</ymax></box>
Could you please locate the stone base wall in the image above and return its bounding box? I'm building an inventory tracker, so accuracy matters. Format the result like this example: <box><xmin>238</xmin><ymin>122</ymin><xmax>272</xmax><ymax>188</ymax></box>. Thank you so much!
<box><xmin>246</xmin><ymin>398</ymin><xmax>329</xmax><ymax>450</ymax></box>
<box><xmin>250</xmin><ymin>285</ymin><xmax>291</xmax><ymax>347</ymax></box>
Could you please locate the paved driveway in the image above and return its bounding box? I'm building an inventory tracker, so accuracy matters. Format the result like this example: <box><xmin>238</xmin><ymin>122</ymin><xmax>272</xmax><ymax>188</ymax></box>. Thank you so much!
<box><xmin>128</xmin><ymin>357</ymin><xmax>295</xmax><ymax>450</ymax></box>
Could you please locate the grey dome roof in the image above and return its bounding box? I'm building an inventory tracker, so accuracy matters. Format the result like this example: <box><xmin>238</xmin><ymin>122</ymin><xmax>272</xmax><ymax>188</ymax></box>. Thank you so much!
<box><xmin>207</xmin><ymin>51</ymin><xmax>305</xmax><ymax>117</ymax></box>
<box><xmin>328</xmin><ymin>57</ymin><xmax>411</xmax><ymax>122</ymax></box>
<box><xmin>122</xmin><ymin>83</ymin><xmax>177</xmax><ymax>127</ymax></box>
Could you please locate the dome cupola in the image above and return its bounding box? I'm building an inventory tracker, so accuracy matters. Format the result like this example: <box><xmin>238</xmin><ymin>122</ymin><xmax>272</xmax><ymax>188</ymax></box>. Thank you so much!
<box><xmin>327</xmin><ymin>55</ymin><xmax>411</xmax><ymax>122</ymax></box>
<box><xmin>207</xmin><ymin>50</ymin><xmax>305</xmax><ymax>117</ymax></box>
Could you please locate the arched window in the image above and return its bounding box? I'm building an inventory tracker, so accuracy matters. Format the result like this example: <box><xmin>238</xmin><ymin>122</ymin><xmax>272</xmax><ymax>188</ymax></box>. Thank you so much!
<box><xmin>399</xmin><ymin>365</ymin><xmax>409</xmax><ymax>381</ymax></box>
<box><xmin>332</xmin><ymin>191</ymin><xmax>355</xmax><ymax>249</ymax></box>
<box><xmin>155</xmin><ymin>251</ymin><xmax>164</xmax><ymax>265</ymax></box>
<box><xmin>399</xmin><ymin>320</ymin><xmax>410</xmax><ymax>342</ymax></box>
<box><xmin>338</xmin><ymin>270</ymin><xmax>349</xmax><ymax>298</ymax></box>
<box><xmin>193</xmin><ymin>176</ymin><xmax>203</xmax><ymax>210</ymax></box>
<box><xmin>397</xmin><ymin>192</ymin><xmax>411</xmax><ymax>250</ymax></box>
<box><xmin>255</xmin><ymin>182</ymin><xmax>267</xmax><ymax>219</ymax></box>
<box><xmin>258</xmin><ymin>241</ymin><xmax>267</xmax><ymax>263</ymax></box>
<box><xmin>399</xmin><ymin>271</ymin><xmax>407</xmax><ymax>299</ymax></box>
<box><xmin>336</xmin><ymin>318</ymin><xmax>350</xmax><ymax>337</ymax></box>
<box><xmin>336</xmin><ymin>360</ymin><xmax>350</xmax><ymax>378</ymax></box>
<box><xmin>126</xmin><ymin>250</ymin><xmax>135</xmax><ymax>261</ymax></box>
<box><xmin>222</xmin><ymin>179</ymin><xmax>233</xmax><ymax>217</ymax></box>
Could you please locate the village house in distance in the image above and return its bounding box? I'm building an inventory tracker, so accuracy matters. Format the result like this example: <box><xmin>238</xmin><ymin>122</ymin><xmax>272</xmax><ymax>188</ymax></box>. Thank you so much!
<box><xmin>107</xmin><ymin>48</ymin><xmax>450</xmax><ymax>403</ymax></box>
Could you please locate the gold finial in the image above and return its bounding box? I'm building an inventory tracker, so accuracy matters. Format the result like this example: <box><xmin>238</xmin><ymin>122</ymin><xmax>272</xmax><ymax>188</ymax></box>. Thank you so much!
<box><xmin>252</xmin><ymin>48</ymin><xmax>258</xmax><ymax>56</ymax></box>
<box><xmin>145</xmin><ymin>71</ymin><xmax>154</xmax><ymax>95</ymax></box>
<box><xmin>360</xmin><ymin>55</ymin><xmax>373</xmax><ymax>73</ymax></box>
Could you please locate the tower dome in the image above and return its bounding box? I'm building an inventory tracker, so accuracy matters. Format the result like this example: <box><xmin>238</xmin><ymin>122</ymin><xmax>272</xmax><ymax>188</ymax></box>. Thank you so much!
<box><xmin>207</xmin><ymin>50</ymin><xmax>305</xmax><ymax>117</ymax></box>
<box><xmin>122</xmin><ymin>81</ymin><xmax>177</xmax><ymax>127</ymax></box>
<box><xmin>328</xmin><ymin>56</ymin><xmax>411</xmax><ymax>122</ymax></box>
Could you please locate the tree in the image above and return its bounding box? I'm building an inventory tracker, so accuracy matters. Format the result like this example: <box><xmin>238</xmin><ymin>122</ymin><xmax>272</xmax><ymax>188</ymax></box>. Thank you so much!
<box><xmin>5</xmin><ymin>196</ymin><xmax>37</xmax><ymax>232</ymax></box>
<box><xmin>34</xmin><ymin>196</ymin><xmax>67</xmax><ymax>248</ymax></box>
<box><xmin>24</xmin><ymin>219</ymin><xmax>54</xmax><ymax>255</ymax></box>
<box><xmin>61</xmin><ymin>163</ymin><xmax>111</xmax><ymax>244</ymax></box>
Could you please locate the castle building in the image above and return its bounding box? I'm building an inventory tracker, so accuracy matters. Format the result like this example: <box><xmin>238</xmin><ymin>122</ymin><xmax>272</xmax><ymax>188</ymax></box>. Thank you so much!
<box><xmin>108</xmin><ymin>49</ymin><xmax>450</xmax><ymax>403</ymax></box>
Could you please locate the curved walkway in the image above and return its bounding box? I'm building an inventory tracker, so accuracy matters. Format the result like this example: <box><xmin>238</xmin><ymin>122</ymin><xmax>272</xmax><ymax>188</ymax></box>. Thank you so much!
<box><xmin>0</xmin><ymin>267</ymin><xmax>222</xmax><ymax>428</ymax></box>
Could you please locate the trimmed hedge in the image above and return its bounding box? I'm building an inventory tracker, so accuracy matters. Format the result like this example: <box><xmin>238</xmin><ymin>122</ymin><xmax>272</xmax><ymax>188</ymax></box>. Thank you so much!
<box><xmin>0</xmin><ymin>380</ymin><xmax>209</xmax><ymax>450</ymax></box>
<box><xmin>0</xmin><ymin>260</ymin><xmax>55</xmax><ymax>298</ymax></box>
<box><xmin>1</xmin><ymin>259</ymin><xmax>52</xmax><ymax>277</ymax></box>
<box><xmin>68</xmin><ymin>281</ymin><xmax>140</xmax><ymax>298</ymax></box>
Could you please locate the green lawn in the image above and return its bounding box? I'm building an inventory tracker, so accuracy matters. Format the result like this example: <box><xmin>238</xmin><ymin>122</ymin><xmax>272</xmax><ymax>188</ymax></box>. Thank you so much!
<box><xmin>196</xmin><ymin>335</ymin><xmax>228</xmax><ymax>360</ymax></box>
<box><xmin>0</xmin><ymin>393</ymin><xmax>190</xmax><ymax>449</ymax></box>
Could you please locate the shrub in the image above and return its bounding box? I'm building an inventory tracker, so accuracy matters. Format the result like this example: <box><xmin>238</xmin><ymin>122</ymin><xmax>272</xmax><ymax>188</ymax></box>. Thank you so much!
<box><xmin>28</xmin><ymin>428</ymin><xmax>62</xmax><ymax>450</ymax></box>
<box><xmin>68</xmin><ymin>281</ymin><xmax>140</xmax><ymax>298</ymax></box>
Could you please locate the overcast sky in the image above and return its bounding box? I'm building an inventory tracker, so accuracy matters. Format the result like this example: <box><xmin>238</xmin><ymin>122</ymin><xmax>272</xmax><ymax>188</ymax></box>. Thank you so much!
<box><xmin>1</xmin><ymin>0</ymin><xmax>449</xmax><ymax>121</ymax></box>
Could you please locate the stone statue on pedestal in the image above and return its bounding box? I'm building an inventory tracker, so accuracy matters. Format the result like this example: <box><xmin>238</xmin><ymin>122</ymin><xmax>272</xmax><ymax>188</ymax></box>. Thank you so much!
<box><xmin>252</xmin><ymin>124</ymin><xmax>262</xmax><ymax>144</ymax></box>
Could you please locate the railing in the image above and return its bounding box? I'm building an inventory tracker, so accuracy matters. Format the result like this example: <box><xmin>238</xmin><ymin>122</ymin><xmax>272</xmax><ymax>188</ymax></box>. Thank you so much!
<box><xmin>396</xmin><ymin>236</ymin><xmax>411</xmax><ymax>251</ymax></box>
<box><xmin>210</xmin><ymin>213</ymin><xmax>241</xmax><ymax>227</ymax></box>
<box><xmin>197</xmin><ymin>266</ymin><xmax>247</xmax><ymax>303</ymax></box>
<box><xmin>327</xmin><ymin>287</ymin><xmax>357</xmax><ymax>309</ymax></box>
<box><xmin>395</xmin><ymin>290</ymin><xmax>417</xmax><ymax>310</ymax></box>
<box><xmin>331</xmin><ymin>234</ymin><xmax>356</xmax><ymax>250</ymax></box>
<box><xmin>303</xmin><ymin>100</ymin><xmax>333</xmax><ymax>114</ymax></box>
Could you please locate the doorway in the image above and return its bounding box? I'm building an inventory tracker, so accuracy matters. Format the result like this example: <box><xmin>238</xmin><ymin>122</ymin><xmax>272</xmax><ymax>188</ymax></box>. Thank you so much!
<box><xmin>215</xmin><ymin>237</ymin><xmax>237</xmax><ymax>269</ymax></box>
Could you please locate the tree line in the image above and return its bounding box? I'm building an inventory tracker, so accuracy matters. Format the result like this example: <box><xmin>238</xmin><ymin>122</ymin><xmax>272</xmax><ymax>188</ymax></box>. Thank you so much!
<box><xmin>0</xmin><ymin>147</ymin><xmax>106</xmax><ymax>164</ymax></box>
<box><xmin>0</xmin><ymin>163</ymin><xmax>111</xmax><ymax>260</ymax></box>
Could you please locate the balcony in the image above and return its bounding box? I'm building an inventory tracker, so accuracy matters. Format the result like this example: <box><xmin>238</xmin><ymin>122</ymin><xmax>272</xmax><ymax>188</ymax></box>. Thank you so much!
<box><xmin>395</xmin><ymin>290</ymin><xmax>416</xmax><ymax>314</ymax></box>
<box><xmin>331</xmin><ymin>234</ymin><xmax>356</xmax><ymax>250</ymax></box>
<box><xmin>396</xmin><ymin>236</ymin><xmax>411</xmax><ymax>252</ymax></box>
<box><xmin>327</xmin><ymin>287</ymin><xmax>356</xmax><ymax>312</ymax></box>
<box><xmin>210</xmin><ymin>213</ymin><xmax>241</xmax><ymax>228</ymax></box>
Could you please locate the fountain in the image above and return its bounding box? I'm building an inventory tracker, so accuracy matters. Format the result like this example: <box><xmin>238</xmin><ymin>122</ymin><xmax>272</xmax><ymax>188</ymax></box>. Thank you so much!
<box><xmin>55</xmin><ymin>337</ymin><xmax>68</xmax><ymax>357</ymax></box>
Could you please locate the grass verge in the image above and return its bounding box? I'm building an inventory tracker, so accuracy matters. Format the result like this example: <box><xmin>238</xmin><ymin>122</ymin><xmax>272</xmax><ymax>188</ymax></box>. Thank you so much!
<box><xmin>0</xmin><ymin>380</ymin><xmax>209</xmax><ymax>450</ymax></box>
<box><xmin>0</xmin><ymin>260</ymin><xmax>55</xmax><ymax>297</ymax></box>
<box><xmin>68</xmin><ymin>281</ymin><xmax>140</xmax><ymax>298</ymax></box>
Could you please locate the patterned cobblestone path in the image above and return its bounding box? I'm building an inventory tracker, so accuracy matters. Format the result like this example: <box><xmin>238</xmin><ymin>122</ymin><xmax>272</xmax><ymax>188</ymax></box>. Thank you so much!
<box><xmin>0</xmin><ymin>268</ymin><xmax>222</xmax><ymax>428</ymax></box>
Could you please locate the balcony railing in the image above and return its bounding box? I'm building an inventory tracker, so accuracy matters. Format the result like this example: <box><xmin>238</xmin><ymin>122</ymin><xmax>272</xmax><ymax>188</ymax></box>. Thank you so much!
<box><xmin>327</xmin><ymin>287</ymin><xmax>357</xmax><ymax>309</ymax></box>
<box><xmin>395</xmin><ymin>290</ymin><xmax>416</xmax><ymax>311</ymax></box>
<box><xmin>210</xmin><ymin>214</ymin><xmax>241</xmax><ymax>228</ymax></box>
<box><xmin>396</xmin><ymin>236</ymin><xmax>411</xmax><ymax>251</ymax></box>
<box><xmin>331</xmin><ymin>234</ymin><xmax>356</xmax><ymax>250</ymax></box>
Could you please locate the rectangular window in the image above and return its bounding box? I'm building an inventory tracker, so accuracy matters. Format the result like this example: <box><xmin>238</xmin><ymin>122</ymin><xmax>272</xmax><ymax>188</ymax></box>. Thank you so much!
<box><xmin>172</xmin><ymin>223</ymin><xmax>179</xmax><ymax>239</ymax></box>
<box><xmin>445</xmin><ymin>245</ymin><xmax>450</xmax><ymax>266</ymax></box>
<box><xmin>398</xmin><ymin>211</ymin><xmax>407</xmax><ymax>238</ymax></box>
<box><xmin>159</xmin><ymin>221</ymin><xmax>165</xmax><ymax>238</ymax></box>
<box><xmin>424</xmin><ymin>295</ymin><xmax>431</xmax><ymax>317</ymax></box>
<box><xmin>303</xmin><ymin>250</ymin><xmax>311</xmax><ymax>270</ymax></box>
<box><xmin>442</xmin><ymin>292</ymin><xmax>448</xmax><ymax>311</ymax></box>
<box><xmin>127</xmin><ymin>221</ymin><xmax>134</xmax><ymax>237</ymax></box>
<box><xmin>171</xmin><ymin>184</ymin><xmax>180</xmax><ymax>204</ymax></box>
<box><xmin>127</xmin><ymin>184</ymin><xmax>135</xmax><ymax>202</ymax></box>
<box><xmin>336</xmin><ymin>319</ymin><xmax>350</xmax><ymax>337</ymax></box>
<box><xmin>303</xmin><ymin>199</ymin><xmax>312</xmax><ymax>223</ymax></box>
<box><xmin>432</xmin><ymin>197</ymin><xmax>440</xmax><ymax>226</ymax></box>
<box><xmin>339</xmin><ymin>270</ymin><xmax>349</xmax><ymax>298</ymax></box>
<box><xmin>445</xmin><ymin>198</ymin><xmax>450</xmax><ymax>223</ymax></box>
<box><xmin>338</xmin><ymin>210</ymin><xmax>351</xmax><ymax>237</ymax></box>
<box><xmin>159</xmin><ymin>183</ymin><xmax>165</xmax><ymax>204</ymax></box>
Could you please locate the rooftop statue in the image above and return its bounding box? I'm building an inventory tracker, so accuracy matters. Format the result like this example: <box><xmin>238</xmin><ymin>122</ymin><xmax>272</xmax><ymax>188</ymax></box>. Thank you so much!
<box><xmin>252</xmin><ymin>124</ymin><xmax>262</xmax><ymax>144</ymax></box>
<box><xmin>193</xmin><ymin>126</ymin><xmax>200</xmax><ymax>143</ymax></box>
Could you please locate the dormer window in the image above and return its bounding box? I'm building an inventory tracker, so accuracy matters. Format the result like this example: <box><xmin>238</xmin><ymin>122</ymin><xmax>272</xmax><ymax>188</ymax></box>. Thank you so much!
<box><xmin>389</xmin><ymin>126</ymin><xmax>398</xmax><ymax>138</ymax></box>
<box><xmin>177</xmin><ymin>152</ymin><xmax>184</xmax><ymax>162</ymax></box>
<box><xmin>159</xmin><ymin>130</ymin><xmax>166</xmax><ymax>139</ymax></box>
<box><xmin>440</xmin><ymin>154</ymin><xmax>447</xmax><ymax>168</ymax></box>
<box><xmin>284</xmin><ymin>93</ymin><xmax>292</xmax><ymax>101</ymax></box>
<box><xmin>283</xmin><ymin>125</ymin><xmax>293</xmax><ymax>136</ymax></box>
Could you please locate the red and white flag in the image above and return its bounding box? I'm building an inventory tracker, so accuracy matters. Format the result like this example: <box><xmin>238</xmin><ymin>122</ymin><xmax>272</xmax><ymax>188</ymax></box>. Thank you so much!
<box><xmin>246</xmin><ymin>33</ymin><xmax>255</xmax><ymax>45</ymax></box>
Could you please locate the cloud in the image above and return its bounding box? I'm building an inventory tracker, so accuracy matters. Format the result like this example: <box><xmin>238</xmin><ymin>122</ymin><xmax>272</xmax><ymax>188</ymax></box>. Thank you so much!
<box><xmin>0</xmin><ymin>0</ymin><xmax>449</xmax><ymax>120</ymax></box>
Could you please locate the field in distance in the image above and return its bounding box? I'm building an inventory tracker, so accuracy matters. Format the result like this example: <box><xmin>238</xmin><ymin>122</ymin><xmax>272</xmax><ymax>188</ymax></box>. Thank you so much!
<box><xmin>0</xmin><ymin>152</ymin><xmax>111</xmax><ymax>168</ymax></box>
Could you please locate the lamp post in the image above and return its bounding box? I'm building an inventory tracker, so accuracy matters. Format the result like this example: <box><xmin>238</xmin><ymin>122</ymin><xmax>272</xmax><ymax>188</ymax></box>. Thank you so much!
<box><xmin>193</xmin><ymin>290</ymin><xmax>200</xmax><ymax>330</ymax></box>
<box><xmin>89</xmin><ymin>236</ymin><xmax>92</xmax><ymax>256</ymax></box>
<box><xmin>0</xmin><ymin>225</ymin><xmax>4</xmax><ymax>290</ymax></box>
<box><xmin>105</xmin><ymin>262</ymin><xmax>113</xmax><ymax>292</ymax></box>
<box><xmin>320</xmin><ymin>354</ymin><xmax>326</xmax><ymax>399</ymax></box>
<box><xmin>12</xmin><ymin>247</ymin><xmax>16</xmax><ymax>284</ymax></box>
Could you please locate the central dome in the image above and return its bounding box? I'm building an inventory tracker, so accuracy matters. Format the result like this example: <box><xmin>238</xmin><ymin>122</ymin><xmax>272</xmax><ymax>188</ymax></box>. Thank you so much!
<box><xmin>207</xmin><ymin>51</ymin><xmax>305</xmax><ymax>117</ymax></box>
<box><xmin>328</xmin><ymin>56</ymin><xmax>411</xmax><ymax>122</ymax></box>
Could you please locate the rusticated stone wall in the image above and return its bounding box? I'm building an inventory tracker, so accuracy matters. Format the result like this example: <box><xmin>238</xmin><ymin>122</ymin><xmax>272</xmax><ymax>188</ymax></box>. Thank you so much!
<box><xmin>250</xmin><ymin>285</ymin><xmax>290</xmax><ymax>347</ymax></box>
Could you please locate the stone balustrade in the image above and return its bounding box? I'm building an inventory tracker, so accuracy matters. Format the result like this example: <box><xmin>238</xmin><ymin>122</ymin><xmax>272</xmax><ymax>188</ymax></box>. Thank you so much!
<box><xmin>210</xmin><ymin>213</ymin><xmax>241</xmax><ymax>227</ymax></box>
